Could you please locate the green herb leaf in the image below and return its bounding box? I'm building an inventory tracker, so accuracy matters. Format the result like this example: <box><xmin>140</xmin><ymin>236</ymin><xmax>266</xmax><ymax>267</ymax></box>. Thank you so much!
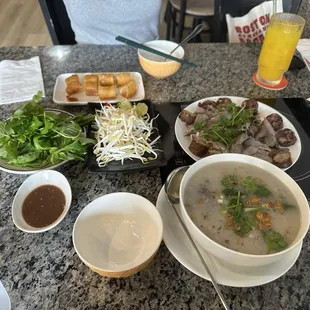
<box><xmin>21</xmin><ymin>91</ymin><xmax>44</xmax><ymax>115</ymax></box>
<box><xmin>263</xmin><ymin>230</ymin><xmax>288</xmax><ymax>252</ymax></box>
<box><xmin>33</xmin><ymin>136</ymin><xmax>52</xmax><ymax>151</ymax></box>
<box><xmin>230</xmin><ymin>201</ymin><xmax>243</xmax><ymax>217</ymax></box>
<box><xmin>78</xmin><ymin>136</ymin><xmax>96</xmax><ymax>145</ymax></box>
<box><xmin>222</xmin><ymin>188</ymin><xmax>238</xmax><ymax>197</ymax></box>
<box><xmin>201</xmin><ymin>102</ymin><xmax>255</xmax><ymax>148</ymax></box>
<box><xmin>221</xmin><ymin>182</ymin><xmax>257</xmax><ymax>237</ymax></box>
<box><xmin>8</xmin><ymin>151</ymin><xmax>40</xmax><ymax>165</ymax></box>
<box><xmin>283</xmin><ymin>204</ymin><xmax>295</xmax><ymax>210</ymax></box>
<box><xmin>242</xmin><ymin>176</ymin><xmax>257</xmax><ymax>192</ymax></box>
<box><xmin>40</xmin><ymin>117</ymin><xmax>54</xmax><ymax>135</ymax></box>
<box><xmin>0</xmin><ymin>122</ymin><xmax>11</xmax><ymax>139</ymax></box>
<box><xmin>254</xmin><ymin>185</ymin><xmax>272</xmax><ymax>197</ymax></box>
<box><xmin>233</xmin><ymin>214</ymin><xmax>257</xmax><ymax>236</ymax></box>
<box><xmin>73</xmin><ymin>114</ymin><xmax>95</xmax><ymax>127</ymax></box>
<box><xmin>5</xmin><ymin>141</ymin><xmax>18</xmax><ymax>159</ymax></box>
<box><xmin>217</xmin><ymin>104</ymin><xmax>224</xmax><ymax>112</ymax></box>
<box><xmin>53</xmin><ymin>122</ymin><xmax>81</xmax><ymax>139</ymax></box>
<box><xmin>193</xmin><ymin>121</ymin><xmax>205</xmax><ymax>131</ymax></box>
<box><xmin>221</xmin><ymin>175</ymin><xmax>239</xmax><ymax>189</ymax></box>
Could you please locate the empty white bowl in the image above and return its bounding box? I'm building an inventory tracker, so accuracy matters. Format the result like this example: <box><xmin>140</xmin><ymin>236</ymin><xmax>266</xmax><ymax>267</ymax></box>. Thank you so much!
<box><xmin>138</xmin><ymin>40</ymin><xmax>185</xmax><ymax>78</ymax></box>
<box><xmin>73</xmin><ymin>192</ymin><xmax>163</xmax><ymax>277</ymax></box>
<box><xmin>12</xmin><ymin>170</ymin><xmax>72</xmax><ymax>233</ymax></box>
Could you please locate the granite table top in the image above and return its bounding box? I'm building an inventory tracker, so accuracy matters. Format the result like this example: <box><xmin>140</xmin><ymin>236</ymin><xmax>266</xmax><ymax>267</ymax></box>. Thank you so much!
<box><xmin>0</xmin><ymin>44</ymin><xmax>310</xmax><ymax>310</ymax></box>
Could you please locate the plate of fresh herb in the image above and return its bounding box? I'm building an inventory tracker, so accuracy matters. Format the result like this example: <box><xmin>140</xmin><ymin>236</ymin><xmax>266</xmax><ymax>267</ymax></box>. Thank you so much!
<box><xmin>0</xmin><ymin>92</ymin><xmax>95</xmax><ymax>174</ymax></box>
<box><xmin>175</xmin><ymin>96</ymin><xmax>301</xmax><ymax>171</ymax></box>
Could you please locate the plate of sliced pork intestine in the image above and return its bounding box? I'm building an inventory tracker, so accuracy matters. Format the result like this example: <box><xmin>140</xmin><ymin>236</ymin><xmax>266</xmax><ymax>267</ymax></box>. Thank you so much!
<box><xmin>175</xmin><ymin>96</ymin><xmax>301</xmax><ymax>171</ymax></box>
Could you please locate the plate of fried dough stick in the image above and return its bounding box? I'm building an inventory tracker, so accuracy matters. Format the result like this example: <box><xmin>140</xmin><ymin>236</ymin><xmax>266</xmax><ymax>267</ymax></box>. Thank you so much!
<box><xmin>53</xmin><ymin>72</ymin><xmax>145</xmax><ymax>105</ymax></box>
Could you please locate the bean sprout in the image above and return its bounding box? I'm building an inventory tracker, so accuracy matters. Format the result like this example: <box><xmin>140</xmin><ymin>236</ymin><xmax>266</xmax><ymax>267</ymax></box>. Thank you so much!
<box><xmin>93</xmin><ymin>103</ymin><xmax>161</xmax><ymax>167</ymax></box>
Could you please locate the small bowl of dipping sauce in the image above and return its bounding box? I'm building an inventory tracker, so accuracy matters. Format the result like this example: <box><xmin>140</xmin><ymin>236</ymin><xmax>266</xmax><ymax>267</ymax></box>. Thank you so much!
<box><xmin>12</xmin><ymin>170</ymin><xmax>72</xmax><ymax>233</ymax></box>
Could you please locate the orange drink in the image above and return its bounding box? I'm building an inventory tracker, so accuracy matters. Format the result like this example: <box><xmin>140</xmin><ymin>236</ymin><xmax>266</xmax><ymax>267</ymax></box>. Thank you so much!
<box><xmin>257</xmin><ymin>13</ymin><xmax>305</xmax><ymax>85</ymax></box>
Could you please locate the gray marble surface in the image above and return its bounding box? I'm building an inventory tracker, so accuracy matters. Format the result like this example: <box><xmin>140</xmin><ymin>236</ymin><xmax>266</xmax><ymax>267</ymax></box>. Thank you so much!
<box><xmin>300</xmin><ymin>0</ymin><xmax>310</xmax><ymax>39</ymax></box>
<box><xmin>1</xmin><ymin>44</ymin><xmax>310</xmax><ymax>310</ymax></box>
<box><xmin>0</xmin><ymin>44</ymin><xmax>309</xmax><ymax>108</ymax></box>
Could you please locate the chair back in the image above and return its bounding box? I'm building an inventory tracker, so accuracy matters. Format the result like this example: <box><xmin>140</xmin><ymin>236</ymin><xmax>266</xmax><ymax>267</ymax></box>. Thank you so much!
<box><xmin>213</xmin><ymin>0</ymin><xmax>303</xmax><ymax>42</ymax></box>
<box><xmin>39</xmin><ymin>0</ymin><xmax>76</xmax><ymax>45</ymax></box>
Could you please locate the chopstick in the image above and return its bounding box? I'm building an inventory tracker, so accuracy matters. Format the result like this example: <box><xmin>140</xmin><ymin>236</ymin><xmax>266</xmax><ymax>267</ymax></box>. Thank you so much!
<box><xmin>115</xmin><ymin>36</ymin><xmax>197</xmax><ymax>68</ymax></box>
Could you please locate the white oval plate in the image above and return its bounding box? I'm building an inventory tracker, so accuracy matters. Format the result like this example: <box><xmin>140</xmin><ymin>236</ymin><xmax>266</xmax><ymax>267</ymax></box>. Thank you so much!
<box><xmin>53</xmin><ymin>72</ymin><xmax>145</xmax><ymax>105</ymax></box>
<box><xmin>0</xmin><ymin>109</ymin><xmax>81</xmax><ymax>174</ymax></box>
<box><xmin>156</xmin><ymin>186</ymin><xmax>302</xmax><ymax>287</ymax></box>
<box><xmin>175</xmin><ymin>96</ymin><xmax>301</xmax><ymax>171</ymax></box>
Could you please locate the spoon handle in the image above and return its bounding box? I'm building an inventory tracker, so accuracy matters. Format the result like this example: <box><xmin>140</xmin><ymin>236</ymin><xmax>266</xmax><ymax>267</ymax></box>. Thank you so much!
<box><xmin>167</xmin><ymin>199</ymin><xmax>230</xmax><ymax>310</ymax></box>
<box><xmin>169</xmin><ymin>24</ymin><xmax>204</xmax><ymax>55</ymax></box>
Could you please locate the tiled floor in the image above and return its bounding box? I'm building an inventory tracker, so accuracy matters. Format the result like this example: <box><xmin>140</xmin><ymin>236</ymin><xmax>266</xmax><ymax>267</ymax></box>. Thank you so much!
<box><xmin>0</xmin><ymin>0</ymin><xmax>52</xmax><ymax>47</ymax></box>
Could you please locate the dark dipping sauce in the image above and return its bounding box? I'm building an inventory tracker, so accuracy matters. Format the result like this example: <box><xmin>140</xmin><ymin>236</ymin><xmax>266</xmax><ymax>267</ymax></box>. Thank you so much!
<box><xmin>22</xmin><ymin>185</ymin><xmax>65</xmax><ymax>228</ymax></box>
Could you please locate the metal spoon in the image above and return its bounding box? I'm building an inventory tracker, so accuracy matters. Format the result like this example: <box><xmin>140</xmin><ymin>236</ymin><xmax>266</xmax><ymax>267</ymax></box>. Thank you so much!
<box><xmin>165</xmin><ymin>24</ymin><xmax>204</xmax><ymax>61</ymax></box>
<box><xmin>164</xmin><ymin>167</ymin><xmax>230</xmax><ymax>310</ymax></box>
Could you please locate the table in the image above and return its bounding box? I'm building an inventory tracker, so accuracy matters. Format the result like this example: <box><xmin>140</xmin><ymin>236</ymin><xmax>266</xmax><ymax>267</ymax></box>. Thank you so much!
<box><xmin>1</xmin><ymin>44</ymin><xmax>310</xmax><ymax>310</ymax></box>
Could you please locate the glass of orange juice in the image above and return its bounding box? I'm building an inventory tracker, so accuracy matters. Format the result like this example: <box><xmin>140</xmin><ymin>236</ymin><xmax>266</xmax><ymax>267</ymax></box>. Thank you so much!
<box><xmin>257</xmin><ymin>13</ymin><xmax>305</xmax><ymax>86</ymax></box>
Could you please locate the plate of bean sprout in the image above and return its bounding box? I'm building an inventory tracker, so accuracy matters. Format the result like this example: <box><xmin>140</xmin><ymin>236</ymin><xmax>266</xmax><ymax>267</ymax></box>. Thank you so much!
<box><xmin>87</xmin><ymin>100</ymin><xmax>166</xmax><ymax>172</ymax></box>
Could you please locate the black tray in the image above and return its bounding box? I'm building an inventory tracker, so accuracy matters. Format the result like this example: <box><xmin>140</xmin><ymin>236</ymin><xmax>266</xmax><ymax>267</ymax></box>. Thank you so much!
<box><xmin>87</xmin><ymin>101</ymin><xmax>167</xmax><ymax>172</ymax></box>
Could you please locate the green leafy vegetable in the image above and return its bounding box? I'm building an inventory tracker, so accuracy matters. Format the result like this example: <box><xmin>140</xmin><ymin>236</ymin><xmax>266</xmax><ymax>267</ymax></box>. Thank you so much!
<box><xmin>283</xmin><ymin>204</ymin><xmax>295</xmax><ymax>210</ymax></box>
<box><xmin>226</xmin><ymin>191</ymin><xmax>242</xmax><ymax>213</ymax></box>
<box><xmin>220</xmin><ymin>174</ymin><xmax>290</xmax><ymax>250</ymax></box>
<box><xmin>220</xmin><ymin>174</ymin><xmax>274</xmax><ymax>237</ymax></box>
<box><xmin>193</xmin><ymin>121</ymin><xmax>205</xmax><ymax>131</ymax></box>
<box><xmin>221</xmin><ymin>188</ymin><xmax>257</xmax><ymax>237</ymax></box>
<box><xmin>254</xmin><ymin>185</ymin><xmax>271</xmax><ymax>197</ymax></box>
<box><xmin>242</xmin><ymin>176</ymin><xmax>257</xmax><ymax>192</ymax></box>
<box><xmin>263</xmin><ymin>230</ymin><xmax>288</xmax><ymax>252</ymax></box>
<box><xmin>0</xmin><ymin>92</ymin><xmax>95</xmax><ymax>168</ymax></box>
<box><xmin>221</xmin><ymin>175</ymin><xmax>239</xmax><ymax>190</ymax></box>
<box><xmin>0</xmin><ymin>122</ymin><xmax>11</xmax><ymax>139</ymax></box>
<box><xmin>203</xmin><ymin>103</ymin><xmax>255</xmax><ymax>148</ymax></box>
<box><xmin>233</xmin><ymin>214</ymin><xmax>257</xmax><ymax>236</ymax></box>
<box><xmin>73</xmin><ymin>114</ymin><xmax>96</xmax><ymax>127</ymax></box>
<box><xmin>222</xmin><ymin>188</ymin><xmax>238</xmax><ymax>197</ymax></box>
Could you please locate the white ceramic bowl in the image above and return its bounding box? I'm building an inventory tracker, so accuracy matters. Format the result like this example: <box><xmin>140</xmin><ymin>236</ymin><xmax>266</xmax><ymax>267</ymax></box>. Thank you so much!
<box><xmin>180</xmin><ymin>154</ymin><xmax>310</xmax><ymax>267</ymax></box>
<box><xmin>138</xmin><ymin>40</ymin><xmax>184</xmax><ymax>78</ymax></box>
<box><xmin>12</xmin><ymin>170</ymin><xmax>72</xmax><ymax>233</ymax></box>
<box><xmin>73</xmin><ymin>193</ymin><xmax>163</xmax><ymax>278</ymax></box>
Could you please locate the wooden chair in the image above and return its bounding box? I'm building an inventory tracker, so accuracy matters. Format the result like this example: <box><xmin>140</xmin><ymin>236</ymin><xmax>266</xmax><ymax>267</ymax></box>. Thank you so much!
<box><xmin>213</xmin><ymin>0</ymin><xmax>303</xmax><ymax>42</ymax></box>
<box><xmin>165</xmin><ymin>0</ymin><xmax>214</xmax><ymax>43</ymax></box>
<box><xmin>39</xmin><ymin>0</ymin><xmax>76</xmax><ymax>45</ymax></box>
